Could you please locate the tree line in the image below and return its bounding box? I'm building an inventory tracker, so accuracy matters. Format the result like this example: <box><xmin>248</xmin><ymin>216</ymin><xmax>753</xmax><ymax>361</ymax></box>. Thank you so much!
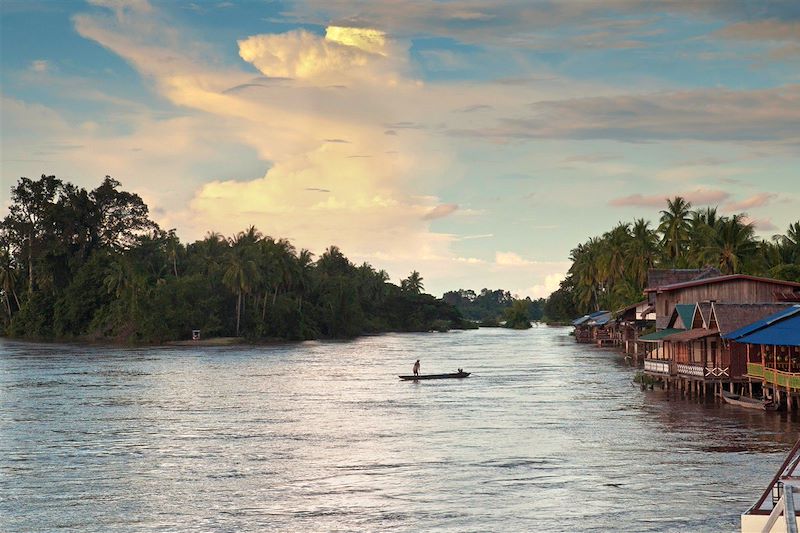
<box><xmin>442</xmin><ymin>288</ymin><xmax>545</xmax><ymax>328</ymax></box>
<box><xmin>544</xmin><ymin>196</ymin><xmax>800</xmax><ymax>322</ymax></box>
<box><xmin>0</xmin><ymin>175</ymin><xmax>472</xmax><ymax>342</ymax></box>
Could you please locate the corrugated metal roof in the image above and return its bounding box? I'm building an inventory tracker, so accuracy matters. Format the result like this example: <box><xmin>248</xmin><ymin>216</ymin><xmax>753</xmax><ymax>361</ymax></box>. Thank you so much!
<box><xmin>639</xmin><ymin>328</ymin><xmax>683</xmax><ymax>341</ymax></box>
<box><xmin>711</xmin><ymin>303</ymin><xmax>793</xmax><ymax>335</ymax></box>
<box><xmin>735</xmin><ymin>314</ymin><xmax>800</xmax><ymax>346</ymax></box>
<box><xmin>644</xmin><ymin>274</ymin><xmax>800</xmax><ymax>293</ymax></box>
<box><xmin>645</xmin><ymin>268</ymin><xmax>721</xmax><ymax>291</ymax></box>
<box><xmin>675</xmin><ymin>304</ymin><xmax>696</xmax><ymax>330</ymax></box>
<box><xmin>663</xmin><ymin>328</ymin><xmax>717</xmax><ymax>342</ymax></box>
<box><xmin>590</xmin><ymin>313</ymin><xmax>612</xmax><ymax>326</ymax></box>
<box><xmin>572</xmin><ymin>316</ymin><xmax>591</xmax><ymax>326</ymax></box>
<box><xmin>722</xmin><ymin>305</ymin><xmax>800</xmax><ymax>340</ymax></box>
<box><xmin>572</xmin><ymin>310</ymin><xmax>610</xmax><ymax>326</ymax></box>
<box><xmin>615</xmin><ymin>300</ymin><xmax>648</xmax><ymax>316</ymax></box>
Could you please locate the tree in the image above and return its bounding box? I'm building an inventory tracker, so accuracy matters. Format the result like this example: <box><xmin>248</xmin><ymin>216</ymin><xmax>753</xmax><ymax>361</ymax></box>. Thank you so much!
<box><xmin>90</xmin><ymin>176</ymin><xmax>157</xmax><ymax>250</ymax></box>
<box><xmin>3</xmin><ymin>175</ymin><xmax>64</xmax><ymax>295</ymax></box>
<box><xmin>504</xmin><ymin>300</ymin><xmax>532</xmax><ymax>329</ymax></box>
<box><xmin>223</xmin><ymin>233</ymin><xmax>260</xmax><ymax>336</ymax></box>
<box><xmin>0</xmin><ymin>240</ymin><xmax>21</xmax><ymax>318</ymax></box>
<box><xmin>568</xmin><ymin>238</ymin><xmax>603</xmax><ymax>312</ymax></box>
<box><xmin>626</xmin><ymin>218</ymin><xmax>658</xmax><ymax>290</ymax></box>
<box><xmin>401</xmin><ymin>271</ymin><xmax>424</xmax><ymax>294</ymax></box>
<box><xmin>658</xmin><ymin>196</ymin><xmax>692</xmax><ymax>266</ymax></box>
<box><xmin>704</xmin><ymin>214</ymin><xmax>757</xmax><ymax>274</ymax></box>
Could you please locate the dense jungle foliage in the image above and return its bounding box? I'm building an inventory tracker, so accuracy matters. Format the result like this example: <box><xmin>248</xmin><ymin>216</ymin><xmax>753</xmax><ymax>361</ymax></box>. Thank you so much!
<box><xmin>0</xmin><ymin>175</ymin><xmax>472</xmax><ymax>343</ymax></box>
<box><xmin>545</xmin><ymin>196</ymin><xmax>800</xmax><ymax>322</ymax></box>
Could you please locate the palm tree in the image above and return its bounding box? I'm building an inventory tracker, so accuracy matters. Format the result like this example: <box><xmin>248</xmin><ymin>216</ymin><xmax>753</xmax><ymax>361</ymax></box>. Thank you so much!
<box><xmin>295</xmin><ymin>248</ymin><xmax>314</xmax><ymax>313</ymax></box>
<box><xmin>598</xmin><ymin>222</ymin><xmax>631</xmax><ymax>290</ymax></box>
<box><xmin>779</xmin><ymin>222</ymin><xmax>800</xmax><ymax>264</ymax></box>
<box><xmin>568</xmin><ymin>238</ymin><xmax>603</xmax><ymax>312</ymax></box>
<box><xmin>166</xmin><ymin>229</ymin><xmax>181</xmax><ymax>278</ymax></box>
<box><xmin>224</xmin><ymin>233</ymin><xmax>260</xmax><ymax>336</ymax></box>
<box><xmin>658</xmin><ymin>196</ymin><xmax>693</xmax><ymax>266</ymax></box>
<box><xmin>401</xmin><ymin>271</ymin><xmax>424</xmax><ymax>294</ymax></box>
<box><xmin>258</xmin><ymin>237</ymin><xmax>297</xmax><ymax>321</ymax></box>
<box><xmin>626</xmin><ymin>219</ymin><xmax>658</xmax><ymax>290</ymax></box>
<box><xmin>686</xmin><ymin>209</ymin><xmax>718</xmax><ymax>267</ymax></box>
<box><xmin>704</xmin><ymin>214</ymin><xmax>757</xmax><ymax>274</ymax></box>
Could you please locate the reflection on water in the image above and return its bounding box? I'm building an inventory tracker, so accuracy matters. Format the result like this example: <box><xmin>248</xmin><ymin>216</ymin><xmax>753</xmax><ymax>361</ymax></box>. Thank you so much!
<box><xmin>1</xmin><ymin>328</ymin><xmax>798</xmax><ymax>532</ymax></box>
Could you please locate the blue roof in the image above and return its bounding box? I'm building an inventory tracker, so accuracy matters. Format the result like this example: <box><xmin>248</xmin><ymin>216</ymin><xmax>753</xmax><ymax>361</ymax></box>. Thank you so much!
<box><xmin>722</xmin><ymin>305</ymin><xmax>800</xmax><ymax>341</ymax></box>
<box><xmin>572</xmin><ymin>315</ymin><xmax>591</xmax><ymax>326</ymax></box>
<box><xmin>572</xmin><ymin>310</ymin><xmax>610</xmax><ymax>326</ymax></box>
<box><xmin>590</xmin><ymin>313</ymin><xmax>612</xmax><ymax>326</ymax></box>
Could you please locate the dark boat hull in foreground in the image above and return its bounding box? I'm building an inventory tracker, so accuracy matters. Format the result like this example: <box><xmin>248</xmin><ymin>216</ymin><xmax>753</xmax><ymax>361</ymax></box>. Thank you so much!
<box><xmin>399</xmin><ymin>372</ymin><xmax>470</xmax><ymax>381</ymax></box>
<box><xmin>721</xmin><ymin>390</ymin><xmax>778</xmax><ymax>411</ymax></box>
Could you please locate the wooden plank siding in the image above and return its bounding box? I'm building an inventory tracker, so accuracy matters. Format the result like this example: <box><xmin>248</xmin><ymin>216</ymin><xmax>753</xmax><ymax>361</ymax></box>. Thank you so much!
<box><xmin>654</xmin><ymin>279</ymin><xmax>798</xmax><ymax>329</ymax></box>
<box><xmin>663</xmin><ymin>335</ymin><xmax>747</xmax><ymax>380</ymax></box>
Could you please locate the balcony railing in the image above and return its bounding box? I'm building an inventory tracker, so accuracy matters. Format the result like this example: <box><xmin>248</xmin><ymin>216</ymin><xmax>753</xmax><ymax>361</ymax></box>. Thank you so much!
<box><xmin>748</xmin><ymin>362</ymin><xmax>764</xmax><ymax>377</ymax></box>
<box><xmin>747</xmin><ymin>363</ymin><xmax>800</xmax><ymax>389</ymax></box>
<box><xmin>705</xmin><ymin>366</ymin><xmax>729</xmax><ymax>378</ymax></box>
<box><xmin>644</xmin><ymin>359</ymin><xmax>670</xmax><ymax>374</ymax></box>
<box><xmin>676</xmin><ymin>363</ymin><xmax>705</xmax><ymax>378</ymax></box>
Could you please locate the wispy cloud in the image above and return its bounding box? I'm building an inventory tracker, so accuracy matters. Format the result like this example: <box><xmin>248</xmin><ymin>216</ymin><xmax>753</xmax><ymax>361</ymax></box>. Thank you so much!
<box><xmin>495</xmin><ymin>251</ymin><xmax>535</xmax><ymax>267</ymax></box>
<box><xmin>447</xmin><ymin>86</ymin><xmax>800</xmax><ymax>144</ymax></box>
<box><xmin>724</xmin><ymin>192</ymin><xmax>777</xmax><ymax>212</ymax></box>
<box><xmin>29</xmin><ymin>59</ymin><xmax>50</xmax><ymax>73</ymax></box>
<box><xmin>744</xmin><ymin>216</ymin><xmax>778</xmax><ymax>232</ymax></box>
<box><xmin>457</xmin><ymin>233</ymin><xmax>493</xmax><ymax>240</ymax></box>
<box><xmin>423</xmin><ymin>203</ymin><xmax>459</xmax><ymax>220</ymax></box>
<box><xmin>610</xmin><ymin>188</ymin><xmax>730</xmax><ymax>208</ymax></box>
<box><xmin>562</xmin><ymin>153</ymin><xmax>619</xmax><ymax>163</ymax></box>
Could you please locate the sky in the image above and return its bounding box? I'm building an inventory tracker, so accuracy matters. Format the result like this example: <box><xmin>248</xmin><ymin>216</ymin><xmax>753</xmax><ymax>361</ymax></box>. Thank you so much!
<box><xmin>1</xmin><ymin>0</ymin><xmax>799</xmax><ymax>299</ymax></box>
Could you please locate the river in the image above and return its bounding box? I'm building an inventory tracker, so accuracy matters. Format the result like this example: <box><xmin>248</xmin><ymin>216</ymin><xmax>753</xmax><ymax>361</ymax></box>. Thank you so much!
<box><xmin>1</xmin><ymin>327</ymin><xmax>798</xmax><ymax>532</ymax></box>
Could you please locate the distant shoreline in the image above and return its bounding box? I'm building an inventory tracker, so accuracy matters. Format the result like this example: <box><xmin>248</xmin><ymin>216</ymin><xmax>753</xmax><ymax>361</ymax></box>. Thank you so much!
<box><xmin>0</xmin><ymin>324</ymin><xmax>566</xmax><ymax>349</ymax></box>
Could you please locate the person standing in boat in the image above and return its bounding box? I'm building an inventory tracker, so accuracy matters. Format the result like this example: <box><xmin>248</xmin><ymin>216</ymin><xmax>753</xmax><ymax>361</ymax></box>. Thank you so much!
<box><xmin>413</xmin><ymin>360</ymin><xmax>420</xmax><ymax>376</ymax></box>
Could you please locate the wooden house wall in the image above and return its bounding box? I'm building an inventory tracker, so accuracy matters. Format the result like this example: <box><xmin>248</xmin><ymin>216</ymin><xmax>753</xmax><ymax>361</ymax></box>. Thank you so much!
<box><xmin>655</xmin><ymin>279</ymin><xmax>794</xmax><ymax>329</ymax></box>
<box><xmin>666</xmin><ymin>336</ymin><xmax>746</xmax><ymax>378</ymax></box>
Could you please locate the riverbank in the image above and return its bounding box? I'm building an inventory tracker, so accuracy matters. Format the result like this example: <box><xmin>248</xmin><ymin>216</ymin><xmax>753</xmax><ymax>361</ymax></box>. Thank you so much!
<box><xmin>0</xmin><ymin>321</ymin><xmax>482</xmax><ymax>348</ymax></box>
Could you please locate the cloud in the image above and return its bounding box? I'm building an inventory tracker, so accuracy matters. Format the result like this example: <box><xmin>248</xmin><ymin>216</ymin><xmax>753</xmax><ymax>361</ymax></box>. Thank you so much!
<box><xmin>457</xmin><ymin>233</ymin><xmax>493</xmax><ymax>240</ymax></box>
<box><xmin>495</xmin><ymin>251</ymin><xmax>535</xmax><ymax>267</ymax></box>
<box><xmin>455</xmin><ymin>104</ymin><xmax>493</xmax><ymax>113</ymax></box>
<box><xmin>11</xmin><ymin>0</ymin><xmax>797</xmax><ymax>302</ymax></box>
<box><xmin>562</xmin><ymin>153</ymin><xmax>619</xmax><ymax>163</ymax></box>
<box><xmin>237</xmin><ymin>26</ymin><xmax>406</xmax><ymax>84</ymax></box>
<box><xmin>517</xmin><ymin>272</ymin><xmax>566</xmax><ymax>299</ymax></box>
<box><xmin>715</xmin><ymin>20</ymin><xmax>800</xmax><ymax>59</ymax></box>
<box><xmin>610</xmin><ymin>188</ymin><xmax>730</xmax><ymax>207</ymax></box>
<box><xmin>447</xmin><ymin>86</ymin><xmax>800</xmax><ymax>144</ymax></box>
<box><xmin>422</xmin><ymin>203</ymin><xmax>459</xmax><ymax>220</ymax></box>
<box><xmin>716</xmin><ymin>20</ymin><xmax>800</xmax><ymax>42</ymax></box>
<box><xmin>285</xmin><ymin>2</ymin><xmax>747</xmax><ymax>51</ymax></box>
<box><xmin>724</xmin><ymin>192</ymin><xmax>777</xmax><ymax>212</ymax></box>
<box><xmin>29</xmin><ymin>59</ymin><xmax>50</xmax><ymax>73</ymax></box>
<box><xmin>744</xmin><ymin>216</ymin><xmax>779</xmax><ymax>232</ymax></box>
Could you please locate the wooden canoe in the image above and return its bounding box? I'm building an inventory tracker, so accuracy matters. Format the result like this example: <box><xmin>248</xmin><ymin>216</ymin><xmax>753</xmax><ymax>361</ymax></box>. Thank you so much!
<box><xmin>399</xmin><ymin>372</ymin><xmax>471</xmax><ymax>381</ymax></box>
<box><xmin>721</xmin><ymin>390</ymin><xmax>779</xmax><ymax>411</ymax></box>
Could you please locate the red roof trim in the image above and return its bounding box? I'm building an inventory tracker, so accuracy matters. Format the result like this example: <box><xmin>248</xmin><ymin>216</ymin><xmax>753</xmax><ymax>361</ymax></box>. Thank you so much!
<box><xmin>643</xmin><ymin>274</ymin><xmax>800</xmax><ymax>293</ymax></box>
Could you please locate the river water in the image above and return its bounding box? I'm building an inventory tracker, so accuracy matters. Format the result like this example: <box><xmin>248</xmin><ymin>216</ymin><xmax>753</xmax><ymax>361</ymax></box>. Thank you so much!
<box><xmin>1</xmin><ymin>327</ymin><xmax>798</xmax><ymax>532</ymax></box>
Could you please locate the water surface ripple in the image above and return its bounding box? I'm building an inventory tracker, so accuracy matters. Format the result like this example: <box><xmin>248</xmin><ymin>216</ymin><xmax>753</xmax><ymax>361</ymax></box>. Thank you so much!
<box><xmin>1</xmin><ymin>327</ymin><xmax>798</xmax><ymax>531</ymax></box>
